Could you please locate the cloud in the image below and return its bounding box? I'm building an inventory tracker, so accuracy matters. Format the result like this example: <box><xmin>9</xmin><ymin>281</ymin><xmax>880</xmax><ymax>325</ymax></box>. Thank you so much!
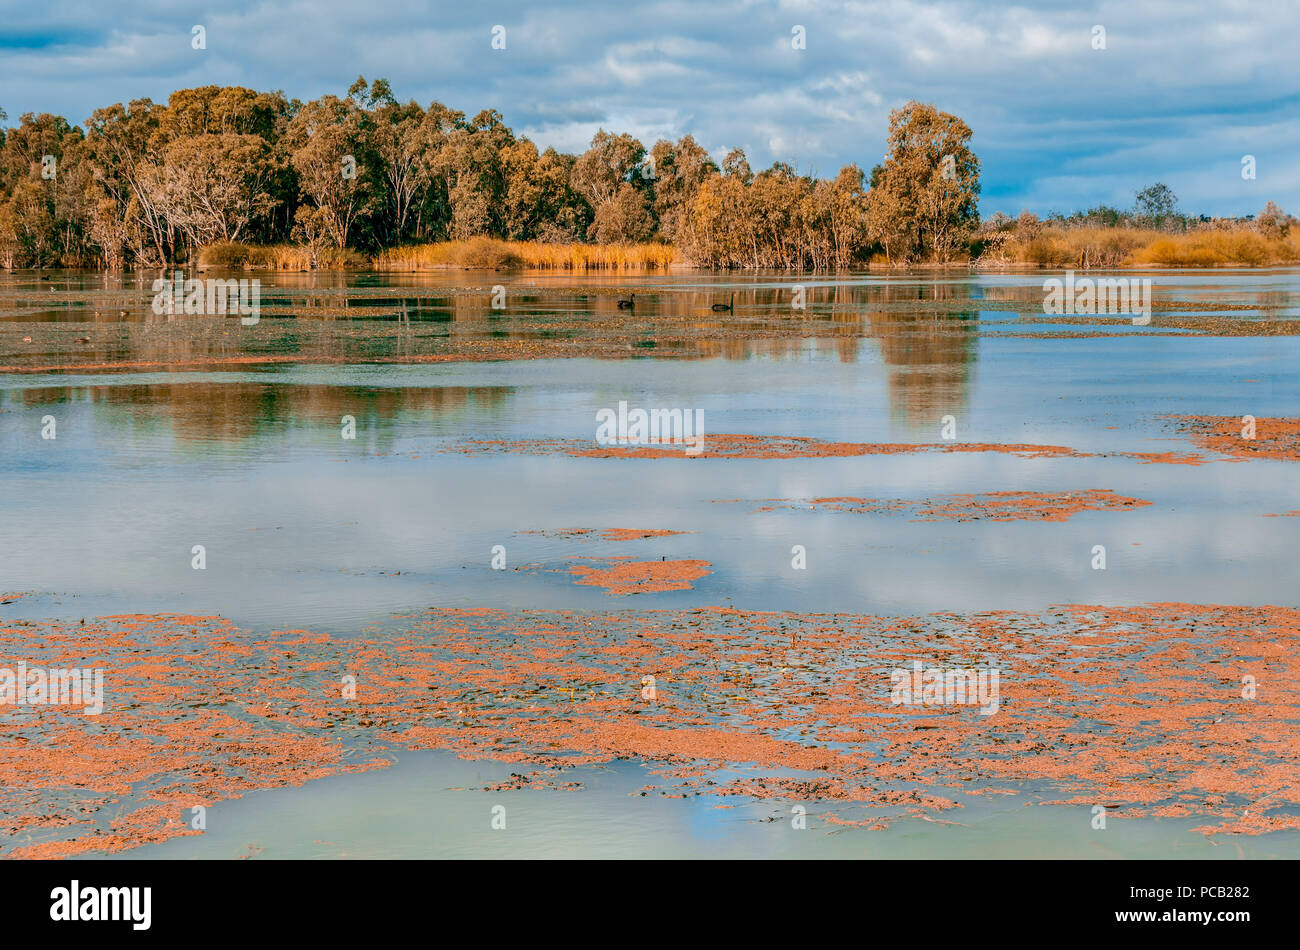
<box><xmin>0</xmin><ymin>0</ymin><xmax>1296</xmax><ymax>216</ymax></box>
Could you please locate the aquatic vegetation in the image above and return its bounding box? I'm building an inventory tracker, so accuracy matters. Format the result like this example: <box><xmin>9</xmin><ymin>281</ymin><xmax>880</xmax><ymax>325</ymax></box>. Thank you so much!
<box><xmin>198</xmin><ymin>242</ymin><xmax>367</xmax><ymax>270</ymax></box>
<box><xmin>568</xmin><ymin>559</ymin><xmax>713</xmax><ymax>595</ymax></box>
<box><xmin>6</xmin><ymin>602</ymin><xmax>1299</xmax><ymax>857</ymax></box>
<box><xmin>1171</xmin><ymin>416</ymin><xmax>1300</xmax><ymax>461</ymax></box>
<box><xmin>744</xmin><ymin>489</ymin><xmax>1153</xmax><ymax>522</ymax></box>
<box><xmin>372</xmin><ymin>238</ymin><xmax>676</xmax><ymax>271</ymax></box>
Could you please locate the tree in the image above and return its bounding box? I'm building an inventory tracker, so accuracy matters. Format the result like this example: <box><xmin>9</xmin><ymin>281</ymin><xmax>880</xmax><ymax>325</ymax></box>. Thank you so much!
<box><xmin>499</xmin><ymin>140</ymin><xmax>587</xmax><ymax>241</ymax></box>
<box><xmin>721</xmin><ymin>148</ymin><xmax>752</xmax><ymax>182</ymax></box>
<box><xmin>290</xmin><ymin>205</ymin><xmax>333</xmax><ymax>267</ymax></box>
<box><xmin>0</xmin><ymin>81</ymin><xmax>1035</xmax><ymax>269</ymax></box>
<box><xmin>413</xmin><ymin>101</ymin><xmax>466</xmax><ymax>241</ymax></box>
<box><xmin>426</xmin><ymin>109</ymin><xmax>515</xmax><ymax>240</ymax></box>
<box><xmin>2</xmin><ymin>178</ymin><xmax>56</xmax><ymax>265</ymax></box>
<box><xmin>649</xmin><ymin>135</ymin><xmax>716</xmax><ymax>245</ymax></box>
<box><xmin>591</xmin><ymin>182</ymin><xmax>654</xmax><ymax>243</ymax></box>
<box><xmin>0</xmin><ymin>112</ymin><xmax>99</xmax><ymax>266</ymax></box>
<box><xmin>819</xmin><ymin>165</ymin><xmax>869</xmax><ymax>266</ymax></box>
<box><xmin>341</xmin><ymin>77</ymin><xmax>428</xmax><ymax>246</ymax></box>
<box><xmin>151</xmin><ymin>133</ymin><xmax>279</xmax><ymax>247</ymax></box>
<box><xmin>84</xmin><ymin>99</ymin><xmax>174</xmax><ymax>264</ymax></box>
<box><xmin>1134</xmin><ymin>183</ymin><xmax>1178</xmax><ymax>228</ymax></box>
<box><xmin>368</xmin><ymin>100</ymin><xmax>428</xmax><ymax>243</ymax></box>
<box><xmin>286</xmin><ymin>94</ymin><xmax>371</xmax><ymax>248</ymax></box>
<box><xmin>684</xmin><ymin>169</ymin><xmax>754</xmax><ymax>267</ymax></box>
<box><xmin>572</xmin><ymin>130</ymin><xmax>649</xmax><ymax>242</ymax></box>
<box><xmin>1256</xmin><ymin>201</ymin><xmax>1291</xmax><ymax>238</ymax></box>
<box><xmin>749</xmin><ymin>162</ymin><xmax>803</xmax><ymax>267</ymax></box>
<box><xmin>865</xmin><ymin>101</ymin><xmax>980</xmax><ymax>262</ymax></box>
<box><xmin>160</xmin><ymin>86</ymin><xmax>291</xmax><ymax>140</ymax></box>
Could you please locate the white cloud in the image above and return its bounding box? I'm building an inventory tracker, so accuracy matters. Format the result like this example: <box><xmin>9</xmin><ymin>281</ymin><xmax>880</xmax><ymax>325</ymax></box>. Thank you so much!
<box><xmin>1</xmin><ymin>0</ymin><xmax>1297</xmax><ymax>215</ymax></box>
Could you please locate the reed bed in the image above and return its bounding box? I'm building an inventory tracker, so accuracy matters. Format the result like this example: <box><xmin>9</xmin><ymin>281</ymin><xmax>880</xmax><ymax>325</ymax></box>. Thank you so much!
<box><xmin>372</xmin><ymin>237</ymin><xmax>677</xmax><ymax>271</ymax></box>
<box><xmin>198</xmin><ymin>229</ymin><xmax>1300</xmax><ymax>273</ymax></box>
<box><xmin>198</xmin><ymin>242</ymin><xmax>367</xmax><ymax>270</ymax></box>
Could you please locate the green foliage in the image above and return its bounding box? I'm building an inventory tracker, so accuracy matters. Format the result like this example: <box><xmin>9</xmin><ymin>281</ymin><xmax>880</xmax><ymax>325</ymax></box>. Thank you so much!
<box><xmin>1134</xmin><ymin>182</ymin><xmax>1179</xmax><ymax>228</ymax></box>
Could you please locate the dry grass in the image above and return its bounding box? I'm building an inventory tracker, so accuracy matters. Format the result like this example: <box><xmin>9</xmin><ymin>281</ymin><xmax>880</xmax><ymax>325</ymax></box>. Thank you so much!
<box><xmin>1132</xmin><ymin>230</ymin><xmax>1300</xmax><ymax>267</ymax></box>
<box><xmin>373</xmin><ymin>237</ymin><xmax>677</xmax><ymax>271</ymax></box>
<box><xmin>991</xmin><ymin>228</ymin><xmax>1163</xmax><ymax>267</ymax></box>
<box><xmin>987</xmin><ymin>226</ymin><xmax>1300</xmax><ymax>268</ymax></box>
<box><xmin>201</xmin><ymin>229</ymin><xmax>1300</xmax><ymax>273</ymax></box>
<box><xmin>198</xmin><ymin>242</ymin><xmax>367</xmax><ymax>270</ymax></box>
<box><xmin>201</xmin><ymin>237</ymin><xmax>674</xmax><ymax>271</ymax></box>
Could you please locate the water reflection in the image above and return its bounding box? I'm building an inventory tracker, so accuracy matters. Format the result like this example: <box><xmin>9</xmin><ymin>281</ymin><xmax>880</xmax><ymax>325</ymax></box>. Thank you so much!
<box><xmin>867</xmin><ymin>311</ymin><xmax>978</xmax><ymax>427</ymax></box>
<box><xmin>1</xmin><ymin>383</ymin><xmax>514</xmax><ymax>446</ymax></box>
<box><xmin>8</xmin><ymin>268</ymin><xmax>1300</xmax><ymax>432</ymax></box>
<box><xmin>0</xmin><ymin>271</ymin><xmax>995</xmax><ymax>423</ymax></box>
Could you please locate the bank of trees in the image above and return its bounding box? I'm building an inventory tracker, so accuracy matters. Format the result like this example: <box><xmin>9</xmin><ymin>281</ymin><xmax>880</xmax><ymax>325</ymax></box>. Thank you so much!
<box><xmin>0</xmin><ymin>84</ymin><xmax>983</xmax><ymax>269</ymax></box>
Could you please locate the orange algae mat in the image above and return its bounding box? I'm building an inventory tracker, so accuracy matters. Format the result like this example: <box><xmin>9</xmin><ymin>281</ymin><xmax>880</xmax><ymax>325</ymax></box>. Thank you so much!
<box><xmin>453</xmin><ymin>433</ymin><xmax>1213</xmax><ymax>465</ymax></box>
<box><xmin>569</xmin><ymin>559</ymin><xmax>713</xmax><ymax>594</ymax></box>
<box><xmin>456</xmin><ymin>433</ymin><xmax>1086</xmax><ymax>460</ymax></box>
<box><xmin>0</xmin><ymin>615</ymin><xmax>382</xmax><ymax>858</ymax></box>
<box><xmin>3</xmin><ymin>603</ymin><xmax>1298</xmax><ymax>857</ymax></box>
<box><xmin>1172</xmin><ymin>416</ymin><xmax>1300</xmax><ymax>462</ymax></box>
<box><xmin>517</xmin><ymin>528</ymin><xmax>694</xmax><ymax>541</ymax></box>
<box><xmin>746</xmin><ymin>489</ymin><xmax>1151</xmax><ymax>522</ymax></box>
<box><xmin>517</xmin><ymin>555</ymin><xmax>712</xmax><ymax>594</ymax></box>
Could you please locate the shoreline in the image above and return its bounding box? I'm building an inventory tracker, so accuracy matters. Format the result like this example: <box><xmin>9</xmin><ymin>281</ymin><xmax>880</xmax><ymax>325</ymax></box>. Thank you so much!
<box><xmin>9</xmin><ymin>259</ymin><xmax>1300</xmax><ymax>275</ymax></box>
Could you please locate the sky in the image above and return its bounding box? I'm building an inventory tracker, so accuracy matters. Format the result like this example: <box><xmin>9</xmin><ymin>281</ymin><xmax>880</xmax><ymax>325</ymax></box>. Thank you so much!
<box><xmin>0</xmin><ymin>0</ymin><xmax>1295</xmax><ymax>217</ymax></box>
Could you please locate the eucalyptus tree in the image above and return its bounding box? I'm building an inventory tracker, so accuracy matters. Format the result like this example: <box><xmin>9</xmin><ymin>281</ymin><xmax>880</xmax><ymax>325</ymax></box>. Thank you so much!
<box><xmin>286</xmin><ymin>94</ymin><xmax>372</xmax><ymax>248</ymax></box>
<box><xmin>866</xmin><ymin>101</ymin><xmax>980</xmax><ymax>263</ymax></box>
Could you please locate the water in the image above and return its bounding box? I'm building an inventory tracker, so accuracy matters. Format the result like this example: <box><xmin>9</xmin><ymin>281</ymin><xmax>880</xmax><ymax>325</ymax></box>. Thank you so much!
<box><xmin>2</xmin><ymin>267</ymin><xmax>1297</xmax><ymax>858</ymax></box>
<box><xmin>98</xmin><ymin>753</ymin><xmax>1298</xmax><ymax>860</ymax></box>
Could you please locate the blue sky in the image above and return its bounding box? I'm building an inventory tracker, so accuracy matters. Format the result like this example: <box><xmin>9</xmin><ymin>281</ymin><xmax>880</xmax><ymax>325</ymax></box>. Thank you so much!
<box><xmin>0</xmin><ymin>0</ymin><xmax>1295</xmax><ymax>217</ymax></box>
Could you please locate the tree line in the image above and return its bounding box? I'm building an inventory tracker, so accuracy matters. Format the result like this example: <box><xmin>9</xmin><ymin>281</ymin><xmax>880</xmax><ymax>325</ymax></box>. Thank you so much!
<box><xmin>0</xmin><ymin>80</ymin><xmax>981</xmax><ymax>270</ymax></box>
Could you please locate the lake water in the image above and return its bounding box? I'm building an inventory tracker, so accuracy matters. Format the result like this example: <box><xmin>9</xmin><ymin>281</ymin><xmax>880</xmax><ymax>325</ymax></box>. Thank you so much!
<box><xmin>2</xmin><ymin>267</ymin><xmax>1298</xmax><ymax>858</ymax></box>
